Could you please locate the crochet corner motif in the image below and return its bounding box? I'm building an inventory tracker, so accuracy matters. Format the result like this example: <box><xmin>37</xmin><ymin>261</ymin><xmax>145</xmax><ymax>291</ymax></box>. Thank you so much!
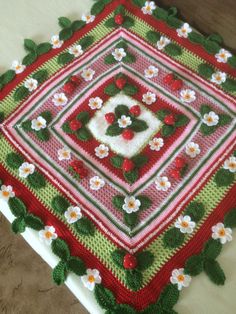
<box><xmin>0</xmin><ymin>0</ymin><xmax>236</xmax><ymax>313</ymax></box>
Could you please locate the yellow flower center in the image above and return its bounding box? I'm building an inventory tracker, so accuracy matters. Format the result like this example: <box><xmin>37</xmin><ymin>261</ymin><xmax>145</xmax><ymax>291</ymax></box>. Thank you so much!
<box><xmin>229</xmin><ymin>162</ymin><xmax>236</xmax><ymax>169</ymax></box>
<box><xmin>146</xmin><ymin>5</ymin><xmax>151</xmax><ymax>11</ymax></box>
<box><xmin>177</xmin><ymin>274</ymin><xmax>185</xmax><ymax>282</ymax></box>
<box><xmin>128</xmin><ymin>201</ymin><xmax>135</xmax><ymax>208</ymax></box>
<box><xmin>189</xmin><ymin>147</ymin><xmax>195</xmax><ymax>153</ymax></box>
<box><xmin>24</xmin><ymin>168</ymin><xmax>31</xmax><ymax>173</ymax></box>
<box><xmin>54</xmin><ymin>39</ymin><xmax>59</xmax><ymax>45</ymax></box>
<box><xmin>184</xmin><ymin>94</ymin><xmax>191</xmax><ymax>100</ymax></box>
<box><xmin>45</xmin><ymin>231</ymin><xmax>52</xmax><ymax>239</ymax></box>
<box><xmin>70</xmin><ymin>211</ymin><xmax>77</xmax><ymax>219</ymax></box>
<box><xmin>2</xmin><ymin>191</ymin><xmax>10</xmax><ymax>197</ymax></box>
<box><xmin>160</xmin><ymin>181</ymin><xmax>166</xmax><ymax>187</ymax></box>
<box><xmin>207</xmin><ymin>116</ymin><xmax>213</xmax><ymax>123</ymax></box>
<box><xmin>219</xmin><ymin>228</ymin><xmax>226</xmax><ymax>237</ymax></box>
<box><xmin>181</xmin><ymin>221</ymin><xmax>189</xmax><ymax>228</ymax></box>
<box><xmin>62</xmin><ymin>151</ymin><xmax>69</xmax><ymax>158</ymax></box>
<box><xmin>220</xmin><ymin>53</ymin><xmax>226</xmax><ymax>59</ymax></box>
<box><xmin>88</xmin><ymin>275</ymin><xmax>95</xmax><ymax>283</ymax></box>
<box><xmin>37</xmin><ymin>122</ymin><xmax>42</xmax><ymax>127</ymax></box>
<box><xmin>16</xmin><ymin>65</ymin><xmax>21</xmax><ymax>70</ymax></box>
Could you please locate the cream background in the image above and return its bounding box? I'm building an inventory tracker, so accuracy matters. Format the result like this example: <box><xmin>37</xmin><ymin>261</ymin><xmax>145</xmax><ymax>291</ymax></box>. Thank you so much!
<box><xmin>0</xmin><ymin>1</ymin><xmax>235</xmax><ymax>313</ymax></box>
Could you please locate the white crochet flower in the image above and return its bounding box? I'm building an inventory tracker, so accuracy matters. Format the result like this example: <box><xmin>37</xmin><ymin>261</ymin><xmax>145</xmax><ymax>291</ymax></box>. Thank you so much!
<box><xmin>180</xmin><ymin>89</ymin><xmax>196</xmax><ymax>103</ymax></box>
<box><xmin>185</xmin><ymin>142</ymin><xmax>201</xmax><ymax>158</ymax></box>
<box><xmin>69</xmin><ymin>44</ymin><xmax>83</xmax><ymax>57</ymax></box>
<box><xmin>58</xmin><ymin>147</ymin><xmax>71</xmax><ymax>161</ymax></box>
<box><xmin>175</xmin><ymin>215</ymin><xmax>196</xmax><ymax>234</ymax></box>
<box><xmin>24</xmin><ymin>78</ymin><xmax>38</xmax><ymax>92</ymax></box>
<box><xmin>90</xmin><ymin>176</ymin><xmax>105</xmax><ymax>191</ymax></box>
<box><xmin>52</xmin><ymin>93</ymin><xmax>68</xmax><ymax>107</ymax></box>
<box><xmin>155</xmin><ymin>176</ymin><xmax>171</xmax><ymax>191</ymax></box>
<box><xmin>122</xmin><ymin>196</ymin><xmax>141</xmax><ymax>214</ymax></box>
<box><xmin>215</xmin><ymin>49</ymin><xmax>232</xmax><ymax>63</ymax></box>
<box><xmin>95</xmin><ymin>144</ymin><xmax>109</xmax><ymax>159</ymax></box>
<box><xmin>19</xmin><ymin>162</ymin><xmax>35</xmax><ymax>178</ymax></box>
<box><xmin>141</xmin><ymin>1</ymin><xmax>157</xmax><ymax>15</ymax></box>
<box><xmin>157</xmin><ymin>36</ymin><xmax>171</xmax><ymax>50</ymax></box>
<box><xmin>81</xmin><ymin>269</ymin><xmax>101</xmax><ymax>291</ymax></box>
<box><xmin>0</xmin><ymin>185</ymin><xmax>15</xmax><ymax>201</ymax></box>
<box><xmin>50</xmin><ymin>35</ymin><xmax>63</xmax><ymax>49</ymax></box>
<box><xmin>31</xmin><ymin>116</ymin><xmax>47</xmax><ymax>131</ymax></box>
<box><xmin>142</xmin><ymin>91</ymin><xmax>156</xmax><ymax>105</ymax></box>
<box><xmin>64</xmin><ymin>206</ymin><xmax>82</xmax><ymax>224</ymax></box>
<box><xmin>212</xmin><ymin>222</ymin><xmax>233</xmax><ymax>244</ymax></box>
<box><xmin>81</xmin><ymin>68</ymin><xmax>95</xmax><ymax>81</ymax></box>
<box><xmin>170</xmin><ymin>268</ymin><xmax>192</xmax><ymax>291</ymax></box>
<box><xmin>149</xmin><ymin>138</ymin><xmax>164</xmax><ymax>151</ymax></box>
<box><xmin>118</xmin><ymin>115</ymin><xmax>132</xmax><ymax>128</ymax></box>
<box><xmin>177</xmin><ymin>23</ymin><xmax>192</xmax><ymax>38</ymax></box>
<box><xmin>223</xmin><ymin>156</ymin><xmax>236</xmax><ymax>173</ymax></box>
<box><xmin>82</xmin><ymin>14</ymin><xmax>95</xmax><ymax>24</ymax></box>
<box><xmin>211</xmin><ymin>72</ymin><xmax>227</xmax><ymax>85</ymax></box>
<box><xmin>112</xmin><ymin>48</ymin><xmax>127</xmax><ymax>62</ymax></box>
<box><xmin>39</xmin><ymin>226</ymin><xmax>58</xmax><ymax>245</ymax></box>
<box><xmin>88</xmin><ymin>97</ymin><xmax>103</xmax><ymax>110</ymax></box>
<box><xmin>11</xmin><ymin>60</ymin><xmax>25</xmax><ymax>74</ymax></box>
<box><xmin>202</xmin><ymin>111</ymin><xmax>219</xmax><ymax>126</ymax></box>
<box><xmin>144</xmin><ymin>65</ymin><xmax>159</xmax><ymax>79</ymax></box>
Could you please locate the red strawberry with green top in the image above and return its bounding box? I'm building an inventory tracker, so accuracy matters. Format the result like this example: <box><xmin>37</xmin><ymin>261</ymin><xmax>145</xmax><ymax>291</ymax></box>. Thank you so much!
<box><xmin>164</xmin><ymin>114</ymin><xmax>175</xmax><ymax>126</ymax></box>
<box><xmin>70</xmin><ymin>75</ymin><xmax>80</xmax><ymax>86</ymax></box>
<box><xmin>122</xmin><ymin>129</ymin><xmax>134</xmax><ymax>140</ymax></box>
<box><xmin>122</xmin><ymin>158</ymin><xmax>135</xmax><ymax>172</ymax></box>
<box><xmin>63</xmin><ymin>81</ymin><xmax>76</xmax><ymax>95</ymax></box>
<box><xmin>70</xmin><ymin>160</ymin><xmax>84</xmax><ymax>171</ymax></box>
<box><xmin>76</xmin><ymin>167</ymin><xmax>88</xmax><ymax>179</ymax></box>
<box><xmin>171</xmin><ymin>79</ymin><xmax>183</xmax><ymax>91</ymax></box>
<box><xmin>163</xmin><ymin>73</ymin><xmax>175</xmax><ymax>85</ymax></box>
<box><xmin>114</xmin><ymin>14</ymin><xmax>124</xmax><ymax>25</ymax></box>
<box><xmin>69</xmin><ymin>119</ymin><xmax>82</xmax><ymax>131</ymax></box>
<box><xmin>130</xmin><ymin>105</ymin><xmax>141</xmax><ymax>117</ymax></box>
<box><xmin>115</xmin><ymin>77</ymin><xmax>127</xmax><ymax>89</ymax></box>
<box><xmin>170</xmin><ymin>169</ymin><xmax>181</xmax><ymax>180</ymax></box>
<box><xmin>105</xmin><ymin>112</ymin><xmax>116</xmax><ymax>124</ymax></box>
<box><xmin>175</xmin><ymin>157</ymin><xmax>186</xmax><ymax>169</ymax></box>
<box><xmin>123</xmin><ymin>254</ymin><xmax>137</xmax><ymax>269</ymax></box>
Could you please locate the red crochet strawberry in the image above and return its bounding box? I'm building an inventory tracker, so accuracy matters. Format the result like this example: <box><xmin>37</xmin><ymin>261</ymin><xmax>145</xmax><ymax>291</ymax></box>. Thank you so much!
<box><xmin>163</xmin><ymin>73</ymin><xmax>175</xmax><ymax>85</ymax></box>
<box><xmin>122</xmin><ymin>129</ymin><xmax>134</xmax><ymax>140</ymax></box>
<box><xmin>175</xmin><ymin>157</ymin><xmax>186</xmax><ymax>169</ymax></box>
<box><xmin>171</xmin><ymin>79</ymin><xmax>183</xmax><ymax>91</ymax></box>
<box><xmin>69</xmin><ymin>119</ymin><xmax>82</xmax><ymax>131</ymax></box>
<box><xmin>70</xmin><ymin>160</ymin><xmax>84</xmax><ymax>171</ymax></box>
<box><xmin>122</xmin><ymin>158</ymin><xmax>135</xmax><ymax>172</ymax></box>
<box><xmin>170</xmin><ymin>169</ymin><xmax>181</xmax><ymax>180</ymax></box>
<box><xmin>70</xmin><ymin>75</ymin><xmax>80</xmax><ymax>86</ymax></box>
<box><xmin>114</xmin><ymin>14</ymin><xmax>124</xmax><ymax>25</ymax></box>
<box><xmin>63</xmin><ymin>81</ymin><xmax>76</xmax><ymax>95</ymax></box>
<box><xmin>130</xmin><ymin>105</ymin><xmax>141</xmax><ymax>117</ymax></box>
<box><xmin>105</xmin><ymin>112</ymin><xmax>116</xmax><ymax>124</ymax></box>
<box><xmin>123</xmin><ymin>254</ymin><xmax>137</xmax><ymax>269</ymax></box>
<box><xmin>115</xmin><ymin>77</ymin><xmax>127</xmax><ymax>89</ymax></box>
<box><xmin>76</xmin><ymin>167</ymin><xmax>88</xmax><ymax>179</ymax></box>
<box><xmin>164</xmin><ymin>114</ymin><xmax>175</xmax><ymax>125</ymax></box>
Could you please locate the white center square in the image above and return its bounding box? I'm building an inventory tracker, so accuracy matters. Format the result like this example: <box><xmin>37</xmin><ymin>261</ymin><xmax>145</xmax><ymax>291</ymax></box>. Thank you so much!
<box><xmin>87</xmin><ymin>94</ymin><xmax>162</xmax><ymax>158</ymax></box>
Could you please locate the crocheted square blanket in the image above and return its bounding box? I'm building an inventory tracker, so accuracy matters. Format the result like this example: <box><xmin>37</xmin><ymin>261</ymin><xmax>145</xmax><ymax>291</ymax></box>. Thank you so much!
<box><xmin>0</xmin><ymin>1</ymin><xmax>236</xmax><ymax>313</ymax></box>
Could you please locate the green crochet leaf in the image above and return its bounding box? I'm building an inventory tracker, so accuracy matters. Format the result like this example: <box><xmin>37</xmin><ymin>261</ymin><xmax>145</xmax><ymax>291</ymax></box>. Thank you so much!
<box><xmin>132</xmin><ymin>0</ymin><xmax>146</xmax><ymax>7</ymax></box>
<box><xmin>175</xmin><ymin>114</ymin><xmax>189</xmax><ymax>127</ymax></box>
<box><xmin>123</xmin><ymin>16</ymin><xmax>135</xmax><ymax>29</ymax></box>
<box><xmin>124</xmin><ymin>212</ymin><xmax>139</xmax><ymax>229</ymax></box>
<box><xmin>58</xmin><ymin>17</ymin><xmax>72</xmax><ymax>28</ymax></box>
<box><xmin>6</xmin><ymin>152</ymin><xmax>24</xmax><ymax>169</ymax></box>
<box><xmin>162</xmin><ymin>125</ymin><xmax>176</xmax><ymax>137</ymax></box>
<box><xmin>52</xmin><ymin>261</ymin><xmax>67</xmax><ymax>285</ymax></box>
<box><xmin>1</xmin><ymin>70</ymin><xmax>15</xmax><ymax>85</ymax></box>
<box><xmin>71</xmin><ymin>20</ymin><xmax>86</xmax><ymax>32</ymax></box>
<box><xmin>24</xmin><ymin>214</ymin><xmax>44</xmax><ymax>231</ymax></box>
<box><xmin>79</xmin><ymin>36</ymin><xmax>94</xmax><ymax>50</ymax></box>
<box><xmin>158</xmin><ymin>283</ymin><xmax>180</xmax><ymax>310</ymax></box>
<box><xmin>111</xmin><ymin>249</ymin><xmax>126</xmax><ymax>268</ymax></box>
<box><xmin>203</xmin><ymin>40</ymin><xmax>220</xmax><ymax>54</ymax></box>
<box><xmin>106</xmin><ymin>123</ymin><xmax>123</xmax><ymax>136</ymax></box>
<box><xmin>198</xmin><ymin>63</ymin><xmax>215</xmax><ymax>79</ymax></box>
<box><xmin>123</xmin><ymin>53</ymin><xmax>136</xmax><ymax>63</ymax></box>
<box><xmin>94</xmin><ymin>285</ymin><xmax>116</xmax><ymax>310</ymax></box>
<box><xmin>153</xmin><ymin>7</ymin><xmax>168</xmax><ymax>20</ymax></box>
<box><xmin>62</xmin><ymin>122</ymin><xmax>74</xmax><ymax>134</ymax></box>
<box><xmin>57</xmin><ymin>53</ymin><xmax>74</xmax><ymax>65</ymax></box>
<box><xmin>107</xmin><ymin>304</ymin><xmax>137</xmax><ymax>314</ymax></box>
<box><xmin>228</xmin><ymin>55</ymin><xmax>236</xmax><ymax>68</ymax></box>
<box><xmin>123</xmin><ymin>84</ymin><xmax>138</xmax><ymax>96</ymax></box>
<box><xmin>0</xmin><ymin>111</ymin><xmax>4</xmax><ymax>123</ymax></box>
<box><xmin>13</xmin><ymin>86</ymin><xmax>30</xmax><ymax>101</ymax></box>
<box><xmin>218</xmin><ymin>114</ymin><xmax>232</xmax><ymax>126</ymax></box>
<box><xmin>75</xmin><ymin>217</ymin><xmax>95</xmax><ymax>236</ymax></box>
<box><xmin>51</xmin><ymin>238</ymin><xmax>71</xmax><ymax>261</ymax></box>
<box><xmin>104</xmin><ymin>54</ymin><xmax>116</xmax><ymax>64</ymax></box>
<box><xmin>22</xmin><ymin>52</ymin><xmax>38</xmax><ymax>66</ymax></box>
<box><xmin>184</xmin><ymin>254</ymin><xmax>204</xmax><ymax>276</ymax></box>
<box><xmin>136</xmin><ymin>251</ymin><xmax>154</xmax><ymax>271</ymax></box>
<box><xmin>24</xmin><ymin>39</ymin><xmax>37</xmax><ymax>52</ymax></box>
<box><xmin>130</xmin><ymin>120</ymin><xmax>148</xmax><ymax>132</ymax></box>
<box><xmin>21</xmin><ymin>120</ymin><xmax>32</xmax><ymax>131</ymax></box>
<box><xmin>11</xmin><ymin>217</ymin><xmax>26</xmax><ymax>234</ymax></box>
<box><xmin>40</xmin><ymin>111</ymin><xmax>53</xmax><ymax>123</ymax></box>
<box><xmin>8</xmin><ymin>197</ymin><xmax>27</xmax><ymax>217</ymax></box>
<box><xmin>188</xmin><ymin>32</ymin><xmax>204</xmax><ymax>44</ymax></box>
<box><xmin>77</xmin><ymin>111</ymin><xmax>90</xmax><ymax>124</ymax></box>
<box><xmin>222</xmin><ymin>79</ymin><xmax>236</xmax><ymax>92</ymax></box>
<box><xmin>200</xmin><ymin>104</ymin><xmax>212</xmax><ymax>116</ymax></box>
<box><xmin>112</xmin><ymin>195</ymin><xmax>125</xmax><ymax>211</ymax></box>
<box><xmin>110</xmin><ymin>155</ymin><xmax>124</xmax><ymax>168</ymax></box>
<box><xmin>200</xmin><ymin>123</ymin><xmax>217</xmax><ymax>136</ymax></box>
<box><xmin>184</xmin><ymin>202</ymin><xmax>205</xmax><ymax>222</ymax></box>
<box><xmin>132</xmin><ymin>154</ymin><xmax>148</xmax><ymax>168</ymax></box>
<box><xmin>163</xmin><ymin>227</ymin><xmax>185</xmax><ymax>248</ymax></box>
<box><xmin>104</xmin><ymin>83</ymin><xmax>120</xmax><ymax>96</ymax></box>
<box><xmin>204</xmin><ymin>259</ymin><xmax>226</xmax><ymax>285</ymax></box>
<box><xmin>27</xmin><ymin>171</ymin><xmax>46</xmax><ymax>189</ymax></box>
<box><xmin>126</xmin><ymin>269</ymin><xmax>143</xmax><ymax>291</ymax></box>
<box><xmin>224</xmin><ymin>208</ymin><xmax>236</xmax><ymax>228</ymax></box>
<box><xmin>36</xmin><ymin>128</ymin><xmax>50</xmax><ymax>142</ymax></box>
<box><xmin>203</xmin><ymin>239</ymin><xmax>223</xmax><ymax>260</ymax></box>
<box><xmin>104</xmin><ymin>18</ymin><xmax>116</xmax><ymax>28</ymax></box>
<box><xmin>51</xmin><ymin>195</ymin><xmax>70</xmax><ymax>213</ymax></box>
<box><xmin>137</xmin><ymin>195</ymin><xmax>152</xmax><ymax>211</ymax></box>
<box><xmin>76</xmin><ymin>128</ymin><xmax>92</xmax><ymax>141</ymax></box>
<box><xmin>123</xmin><ymin>169</ymin><xmax>139</xmax><ymax>184</ymax></box>
<box><xmin>164</xmin><ymin>43</ymin><xmax>182</xmax><ymax>56</ymax></box>
<box><xmin>146</xmin><ymin>30</ymin><xmax>160</xmax><ymax>43</ymax></box>
<box><xmin>214</xmin><ymin>168</ymin><xmax>235</xmax><ymax>187</ymax></box>
<box><xmin>156</xmin><ymin>109</ymin><xmax>171</xmax><ymax>121</ymax></box>
<box><xmin>91</xmin><ymin>1</ymin><xmax>105</xmax><ymax>15</ymax></box>
<box><xmin>36</xmin><ymin>43</ymin><xmax>52</xmax><ymax>55</ymax></box>
<box><xmin>67</xmin><ymin>256</ymin><xmax>86</xmax><ymax>276</ymax></box>
<box><xmin>115</xmin><ymin>104</ymin><xmax>129</xmax><ymax>117</ymax></box>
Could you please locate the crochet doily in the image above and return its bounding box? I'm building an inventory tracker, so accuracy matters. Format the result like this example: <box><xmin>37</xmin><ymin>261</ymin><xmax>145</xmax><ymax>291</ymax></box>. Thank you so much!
<box><xmin>0</xmin><ymin>1</ymin><xmax>235</xmax><ymax>313</ymax></box>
